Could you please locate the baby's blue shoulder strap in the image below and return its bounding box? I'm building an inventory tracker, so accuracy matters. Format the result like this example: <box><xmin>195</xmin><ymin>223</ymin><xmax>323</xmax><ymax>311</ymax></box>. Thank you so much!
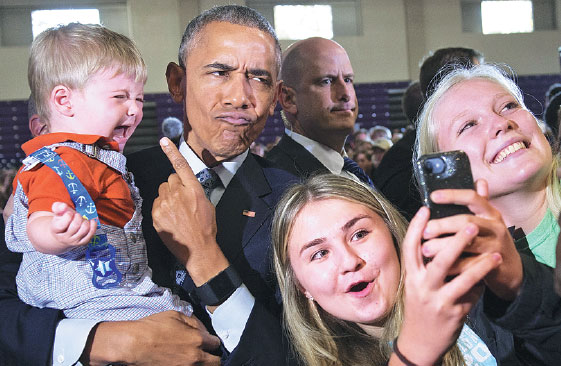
<box><xmin>26</xmin><ymin>145</ymin><xmax>122</xmax><ymax>289</ymax></box>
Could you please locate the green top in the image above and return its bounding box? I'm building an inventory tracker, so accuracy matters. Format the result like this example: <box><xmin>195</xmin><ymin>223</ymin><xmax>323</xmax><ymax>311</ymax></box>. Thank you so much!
<box><xmin>515</xmin><ymin>208</ymin><xmax>559</xmax><ymax>268</ymax></box>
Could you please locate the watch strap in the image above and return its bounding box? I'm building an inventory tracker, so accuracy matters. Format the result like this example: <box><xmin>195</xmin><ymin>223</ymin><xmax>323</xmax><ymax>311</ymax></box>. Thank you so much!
<box><xmin>192</xmin><ymin>266</ymin><xmax>242</xmax><ymax>306</ymax></box>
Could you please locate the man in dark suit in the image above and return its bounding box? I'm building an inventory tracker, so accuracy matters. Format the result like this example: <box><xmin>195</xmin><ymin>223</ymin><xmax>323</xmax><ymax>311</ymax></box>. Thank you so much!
<box><xmin>0</xmin><ymin>5</ymin><xmax>294</xmax><ymax>366</ymax></box>
<box><xmin>374</xmin><ymin>47</ymin><xmax>483</xmax><ymax>221</ymax></box>
<box><xmin>373</xmin><ymin>81</ymin><xmax>424</xmax><ymax>221</ymax></box>
<box><xmin>267</xmin><ymin>37</ymin><xmax>366</xmax><ymax>183</ymax></box>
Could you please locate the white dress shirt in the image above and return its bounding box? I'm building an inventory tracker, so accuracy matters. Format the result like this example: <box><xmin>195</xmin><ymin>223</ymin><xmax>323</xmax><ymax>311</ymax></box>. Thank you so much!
<box><xmin>177</xmin><ymin>138</ymin><xmax>254</xmax><ymax>351</ymax></box>
<box><xmin>285</xmin><ymin>128</ymin><xmax>358</xmax><ymax>181</ymax></box>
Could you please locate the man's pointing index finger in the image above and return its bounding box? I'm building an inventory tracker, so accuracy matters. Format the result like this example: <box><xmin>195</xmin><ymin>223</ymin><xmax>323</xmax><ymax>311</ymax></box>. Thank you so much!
<box><xmin>159</xmin><ymin>137</ymin><xmax>197</xmax><ymax>183</ymax></box>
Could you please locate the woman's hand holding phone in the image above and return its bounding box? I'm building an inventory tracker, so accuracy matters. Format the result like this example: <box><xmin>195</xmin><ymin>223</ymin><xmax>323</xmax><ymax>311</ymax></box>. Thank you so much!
<box><xmin>420</xmin><ymin>179</ymin><xmax>523</xmax><ymax>301</ymax></box>
<box><xmin>397</xmin><ymin>206</ymin><xmax>500</xmax><ymax>366</ymax></box>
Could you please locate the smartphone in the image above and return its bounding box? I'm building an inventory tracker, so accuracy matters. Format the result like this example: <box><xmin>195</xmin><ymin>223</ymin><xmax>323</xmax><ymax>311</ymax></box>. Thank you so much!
<box><xmin>415</xmin><ymin>150</ymin><xmax>474</xmax><ymax>220</ymax></box>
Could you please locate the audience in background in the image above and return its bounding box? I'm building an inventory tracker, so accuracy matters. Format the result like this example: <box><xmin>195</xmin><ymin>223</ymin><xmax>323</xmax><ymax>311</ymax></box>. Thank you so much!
<box><xmin>354</xmin><ymin>149</ymin><xmax>374</xmax><ymax>181</ymax></box>
<box><xmin>250</xmin><ymin>141</ymin><xmax>266</xmax><ymax>157</ymax></box>
<box><xmin>1</xmin><ymin>96</ymin><xmax>45</xmax><ymax>215</ymax></box>
<box><xmin>391</xmin><ymin>128</ymin><xmax>404</xmax><ymax>143</ymax></box>
<box><xmin>353</xmin><ymin>128</ymin><xmax>370</xmax><ymax>142</ymax></box>
<box><xmin>369</xmin><ymin>125</ymin><xmax>392</xmax><ymax>141</ymax></box>
<box><xmin>371</xmin><ymin>137</ymin><xmax>392</xmax><ymax>169</ymax></box>
<box><xmin>344</xmin><ymin>128</ymin><xmax>369</xmax><ymax>158</ymax></box>
<box><xmin>374</xmin><ymin>81</ymin><xmax>424</xmax><ymax>221</ymax></box>
<box><xmin>0</xmin><ymin>169</ymin><xmax>16</xmax><ymax>215</ymax></box>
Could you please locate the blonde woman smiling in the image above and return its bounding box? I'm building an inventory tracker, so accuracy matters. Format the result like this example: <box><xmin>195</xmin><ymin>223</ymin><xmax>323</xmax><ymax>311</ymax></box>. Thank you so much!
<box><xmin>415</xmin><ymin>63</ymin><xmax>560</xmax><ymax>268</ymax></box>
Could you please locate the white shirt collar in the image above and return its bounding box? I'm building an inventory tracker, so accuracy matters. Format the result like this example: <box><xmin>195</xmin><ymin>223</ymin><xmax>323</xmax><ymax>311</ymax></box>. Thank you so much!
<box><xmin>285</xmin><ymin>128</ymin><xmax>345</xmax><ymax>175</ymax></box>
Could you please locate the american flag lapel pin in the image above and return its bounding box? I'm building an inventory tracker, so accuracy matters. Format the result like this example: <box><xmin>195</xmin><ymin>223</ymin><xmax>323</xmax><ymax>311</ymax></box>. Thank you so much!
<box><xmin>242</xmin><ymin>210</ymin><xmax>256</xmax><ymax>217</ymax></box>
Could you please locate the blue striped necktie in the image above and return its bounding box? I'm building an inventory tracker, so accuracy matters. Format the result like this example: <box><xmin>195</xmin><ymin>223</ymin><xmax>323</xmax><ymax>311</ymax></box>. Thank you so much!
<box><xmin>343</xmin><ymin>157</ymin><xmax>374</xmax><ymax>187</ymax></box>
<box><xmin>196</xmin><ymin>168</ymin><xmax>221</xmax><ymax>199</ymax></box>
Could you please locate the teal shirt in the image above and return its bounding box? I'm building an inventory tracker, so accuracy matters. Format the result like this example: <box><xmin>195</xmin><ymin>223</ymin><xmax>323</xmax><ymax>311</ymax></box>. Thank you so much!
<box><xmin>515</xmin><ymin>209</ymin><xmax>559</xmax><ymax>268</ymax></box>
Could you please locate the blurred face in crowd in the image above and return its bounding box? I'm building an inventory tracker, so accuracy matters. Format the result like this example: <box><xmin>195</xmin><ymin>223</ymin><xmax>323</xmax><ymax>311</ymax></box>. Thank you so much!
<box><xmin>355</xmin><ymin>152</ymin><xmax>373</xmax><ymax>174</ymax></box>
<box><xmin>287</xmin><ymin>198</ymin><xmax>400</xmax><ymax>327</ymax></box>
<box><xmin>372</xmin><ymin>147</ymin><xmax>387</xmax><ymax>169</ymax></box>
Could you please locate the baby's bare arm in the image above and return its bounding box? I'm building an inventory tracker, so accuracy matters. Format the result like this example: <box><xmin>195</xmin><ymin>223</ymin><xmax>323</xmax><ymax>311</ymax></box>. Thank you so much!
<box><xmin>27</xmin><ymin>202</ymin><xmax>97</xmax><ymax>254</ymax></box>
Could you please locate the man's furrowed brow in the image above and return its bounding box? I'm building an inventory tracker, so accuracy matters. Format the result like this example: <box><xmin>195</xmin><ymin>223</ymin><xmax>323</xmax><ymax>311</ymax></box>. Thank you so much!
<box><xmin>204</xmin><ymin>62</ymin><xmax>235</xmax><ymax>71</ymax></box>
<box><xmin>248</xmin><ymin>68</ymin><xmax>272</xmax><ymax>79</ymax></box>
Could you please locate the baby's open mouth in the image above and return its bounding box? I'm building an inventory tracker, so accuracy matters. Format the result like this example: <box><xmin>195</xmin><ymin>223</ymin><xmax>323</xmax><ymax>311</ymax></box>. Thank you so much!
<box><xmin>113</xmin><ymin>126</ymin><xmax>128</xmax><ymax>138</ymax></box>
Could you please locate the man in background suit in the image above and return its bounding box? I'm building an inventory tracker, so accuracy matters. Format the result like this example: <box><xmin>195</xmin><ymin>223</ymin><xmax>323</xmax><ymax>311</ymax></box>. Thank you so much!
<box><xmin>267</xmin><ymin>37</ymin><xmax>367</xmax><ymax>183</ymax></box>
<box><xmin>374</xmin><ymin>47</ymin><xmax>483</xmax><ymax>220</ymax></box>
<box><xmin>0</xmin><ymin>5</ymin><xmax>294</xmax><ymax>365</ymax></box>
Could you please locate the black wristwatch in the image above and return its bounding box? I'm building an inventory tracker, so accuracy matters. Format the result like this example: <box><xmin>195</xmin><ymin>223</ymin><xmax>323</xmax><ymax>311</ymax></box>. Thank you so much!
<box><xmin>192</xmin><ymin>266</ymin><xmax>242</xmax><ymax>306</ymax></box>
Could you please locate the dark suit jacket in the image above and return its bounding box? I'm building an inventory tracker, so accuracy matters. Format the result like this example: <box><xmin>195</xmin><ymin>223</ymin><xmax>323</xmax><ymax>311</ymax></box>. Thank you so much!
<box><xmin>266</xmin><ymin>133</ymin><xmax>329</xmax><ymax>180</ymax></box>
<box><xmin>1</xmin><ymin>213</ymin><xmax>62</xmax><ymax>365</ymax></box>
<box><xmin>127</xmin><ymin>146</ymin><xmax>298</xmax><ymax>365</ymax></box>
<box><xmin>0</xmin><ymin>146</ymin><xmax>298</xmax><ymax>366</ymax></box>
<box><xmin>373</xmin><ymin>129</ymin><xmax>422</xmax><ymax>221</ymax></box>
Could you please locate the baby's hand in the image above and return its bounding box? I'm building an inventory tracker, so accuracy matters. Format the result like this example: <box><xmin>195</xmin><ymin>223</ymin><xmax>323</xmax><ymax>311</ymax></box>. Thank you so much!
<box><xmin>50</xmin><ymin>202</ymin><xmax>97</xmax><ymax>248</ymax></box>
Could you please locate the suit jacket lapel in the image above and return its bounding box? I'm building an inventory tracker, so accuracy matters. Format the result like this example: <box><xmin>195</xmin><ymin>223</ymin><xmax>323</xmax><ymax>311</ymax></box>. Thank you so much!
<box><xmin>215</xmin><ymin>153</ymin><xmax>272</xmax><ymax>262</ymax></box>
<box><xmin>275</xmin><ymin>134</ymin><xmax>329</xmax><ymax>177</ymax></box>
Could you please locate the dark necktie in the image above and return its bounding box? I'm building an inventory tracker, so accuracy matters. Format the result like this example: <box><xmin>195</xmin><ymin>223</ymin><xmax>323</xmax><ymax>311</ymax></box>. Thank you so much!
<box><xmin>175</xmin><ymin>167</ymin><xmax>221</xmax><ymax>288</ymax></box>
<box><xmin>343</xmin><ymin>157</ymin><xmax>375</xmax><ymax>188</ymax></box>
<box><xmin>196</xmin><ymin>167</ymin><xmax>221</xmax><ymax>199</ymax></box>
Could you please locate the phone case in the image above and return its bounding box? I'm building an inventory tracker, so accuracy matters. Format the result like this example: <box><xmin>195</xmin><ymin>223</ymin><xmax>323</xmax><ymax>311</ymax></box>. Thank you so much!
<box><xmin>415</xmin><ymin>150</ymin><xmax>474</xmax><ymax>219</ymax></box>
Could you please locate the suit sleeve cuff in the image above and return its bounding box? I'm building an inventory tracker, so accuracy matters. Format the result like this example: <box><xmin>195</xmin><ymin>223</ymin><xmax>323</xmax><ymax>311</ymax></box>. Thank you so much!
<box><xmin>207</xmin><ymin>284</ymin><xmax>254</xmax><ymax>352</ymax></box>
<box><xmin>52</xmin><ymin>318</ymin><xmax>99</xmax><ymax>366</ymax></box>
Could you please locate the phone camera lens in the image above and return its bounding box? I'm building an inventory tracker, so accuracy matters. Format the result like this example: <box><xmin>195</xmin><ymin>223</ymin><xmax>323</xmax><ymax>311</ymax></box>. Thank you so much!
<box><xmin>424</xmin><ymin>157</ymin><xmax>446</xmax><ymax>174</ymax></box>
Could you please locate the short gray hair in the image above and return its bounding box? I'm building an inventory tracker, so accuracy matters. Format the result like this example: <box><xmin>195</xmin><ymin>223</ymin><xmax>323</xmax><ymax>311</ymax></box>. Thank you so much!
<box><xmin>178</xmin><ymin>5</ymin><xmax>281</xmax><ymax>74</ymax></box>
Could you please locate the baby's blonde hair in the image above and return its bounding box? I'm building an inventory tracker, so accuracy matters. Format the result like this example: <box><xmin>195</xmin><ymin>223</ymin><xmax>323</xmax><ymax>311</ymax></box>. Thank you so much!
<box><xmin>28</xmin><ymin>23</ymin><xmax>146</xmax><ymax>123</ymax></box>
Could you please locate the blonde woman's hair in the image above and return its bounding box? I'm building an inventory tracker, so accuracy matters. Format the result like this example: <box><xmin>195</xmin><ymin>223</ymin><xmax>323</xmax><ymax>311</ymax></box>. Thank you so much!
<box><xmin>415</xmin><ymin>63</ymin><xmax>561</xmax><ymax>217</ymax></box>
<box><xmin>28</xmin><ymin>23</ymin><xmax>147</xmax><ymax>123</ymax></box>
<box><xmin>272</xmin><ymin>174</ymin><xmax>464</xmax><ymax>366</ymax></box>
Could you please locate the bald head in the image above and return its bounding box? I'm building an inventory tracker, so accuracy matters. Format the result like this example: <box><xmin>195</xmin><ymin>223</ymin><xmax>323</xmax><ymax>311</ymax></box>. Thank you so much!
<box><xmin>280</xmin><ymin>37</ymin><xmax>349</xmax><ymax>89</ymax></box>
<box><xmin>278</xmin><ymin>37</ymin><xmax>357</xmax><ymax>152</ymax></box>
